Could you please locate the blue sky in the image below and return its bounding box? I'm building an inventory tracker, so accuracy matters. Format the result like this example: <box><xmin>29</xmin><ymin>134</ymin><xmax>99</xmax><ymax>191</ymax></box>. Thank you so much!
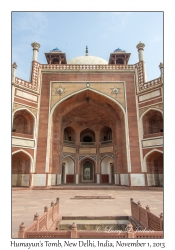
<box><xmin>12</xmin><ymin>12</ymin><xmax>163</xmax><ymax>82</ymax></box>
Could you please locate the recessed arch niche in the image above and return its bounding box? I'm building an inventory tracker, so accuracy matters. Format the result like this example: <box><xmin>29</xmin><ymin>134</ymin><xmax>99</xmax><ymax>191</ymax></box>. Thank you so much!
<box><xmin>51</xmin><ymin>89</ymin><xmax>127</xmax><ymax>177</ymax></box>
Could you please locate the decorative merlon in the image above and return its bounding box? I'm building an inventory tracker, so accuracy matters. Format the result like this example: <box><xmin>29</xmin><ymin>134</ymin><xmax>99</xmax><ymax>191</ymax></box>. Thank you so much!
<box><xmin>31</xmin><ymin>41</ymin><xmax>40</xmax><ymax>50</ymax></box>
<box><xmin>136</xmin><ymin>41</ymin><xmax>145</xmax><ymax>50</ymax></box>
<box><xmin>12</xmin><ymin>62</ymin><xmax>17</xmax><ymax>69</ymax></box>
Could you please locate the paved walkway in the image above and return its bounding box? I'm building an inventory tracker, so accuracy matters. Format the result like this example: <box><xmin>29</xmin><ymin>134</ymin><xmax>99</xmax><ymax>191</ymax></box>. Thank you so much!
<box><xmin>12</xmin><ymin>188</ymin><xmax>163</xmax><ymax>238</ymax></box>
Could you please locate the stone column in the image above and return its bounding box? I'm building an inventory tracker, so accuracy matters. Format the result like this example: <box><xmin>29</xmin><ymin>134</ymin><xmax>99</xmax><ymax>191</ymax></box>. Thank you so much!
<box><xmin>136</xmin><ymin>41</ymin><xmax>147</xmax><ymax>82</ymax></box>
<box><xmin>96</xmin><ymin>174</ymin><xmax>100</xmax><ymax>184</ymax></box>
<box><xmin>136</xmin><ymin>41</ymin><xmax>145</xmax><ymax>62</ymax></box>
<box><xmin>30</xmin><ymin>42</ymin><xmax>40</xmax><ymax>82</ymax></box>
<box><xmin>31</xmin><ymin>41</ymin><xmax>40</xmax><ymax>61</ymax></box>
<box><xmin>12</xmin><ymin>62</ymin><xmax>17</xmax><ymax>83</ymax></box>
<box><xmin>12</xmin><ymin>62</ymin><xmax>17</xmax><ymax>112</ymax></box>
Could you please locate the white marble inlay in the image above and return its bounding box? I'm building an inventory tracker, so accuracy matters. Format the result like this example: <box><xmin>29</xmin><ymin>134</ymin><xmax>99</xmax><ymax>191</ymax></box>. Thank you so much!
<box><xmin>12</xmin><ymin>174</ymin><xmax>29</xmax><ymax>186</ymax></box>
<box><xmin>115</xmin><ymin>174</ymin><xmax>119</xmax><ymax>185</ymax></box>
<box><xmin>57</xmin><ymin>174</ymin><xmax>62</xmax><ymax>185</ymax></box>
<box><xmin>48</xmin><ymin>174</ymin><xmax>56</xmax><ymax>186</ymax></box>
<box><xmin>120</xmin><ymin>174</ymin><xmax>129</xmax><ymax>186</ymax></box>
<box><xmin>32</xmin><ymin>174</ymin><xmax>46</xmax><ymax>186</ymax></box>
<box><xmin>142</xmin><ymin>138</ymin><xmax>163</xmax><ymax>147</ymax></box>
<box><xmin>16</xmin><ymin>89</ymin><xmax>37</xmax><ymax>102</ymax></box>
<box><xmin>12</xmin><ymin>137</ymin><xmax>35</xmax><ymax>148</ymax></box>
<box><xmin>139</xmin><ymin>90</ymin><xmax>160</xmax><ymax>102</ymax></box>
<box><xmin>130</xmin><ymin>174</ymin><xmax>145</xmax><ymax>186</ymax></box>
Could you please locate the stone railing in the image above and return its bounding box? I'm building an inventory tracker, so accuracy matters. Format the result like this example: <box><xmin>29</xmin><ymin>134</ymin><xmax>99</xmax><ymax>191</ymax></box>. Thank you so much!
<box><xmin>14</xmin><ymin>61</ymin><xmax>162</xmax><ymax>94</ymax></box>
<box><xmin>20</xmin><ymin>222</ymin><xmax>163</xmax><ymax>239</ymax></box>
<box><xmin>140</xmin><ymin>77</ymin><xmax>161</xmax><ymax>91</ymax></box>
<box><xmin>63</xmin><ymin>140</ymin><xmax>75</xmax><ymax>145</ymax></box>
<box><xmin>15</xmin><ymin>77</ymin><xmax>37</xmax><ymax>91</ymax></box>
<box><xmin>100</xmin><ymin>140</ymin><xmax>112</xmax><ymax>145</ymax></box>
<box><xmin>80</xmin><ymin>142</ymin><xmax>95</xmax><ymax>146</ymax></box>
<box><xmin>40</xmin><ymin>64</ymin><xmax>136</xmax><ymax>70</ymax></box>
<box><xmin>18</xmin><ymin>198</ymin><xmax>59</xmax><ymax>238</ymax></box>
<box><xmin>130</xmin><ymin>198</ymin><xmax>163</xmax><ymax>231</ymax></box>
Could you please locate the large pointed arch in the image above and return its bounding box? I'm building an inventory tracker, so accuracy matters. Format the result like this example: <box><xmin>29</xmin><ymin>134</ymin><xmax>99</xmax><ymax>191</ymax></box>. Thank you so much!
<box><xmin>51</xmin><ymin>88</ymin><xmax>126</xmax><ymax>116</ymax></box>
<box><xmin>45</xmin><ymin>88</ymin><xmax>131</xmax><ymax>176</ymax></box>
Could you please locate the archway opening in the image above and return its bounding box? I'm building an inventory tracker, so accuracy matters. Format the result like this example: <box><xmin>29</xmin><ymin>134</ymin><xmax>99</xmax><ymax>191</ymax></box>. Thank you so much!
<box><xmin>81</xmin><ymin>160</ymin><xmax>95</xmax><ymax>183</ymax></box>
<box><xmin>51</xmin><ymin>89</ymin><xmax>127</xmax><ymax>178</ymax></box>
<box><xmin>12</xmin><ymin>151</ymin><xmax>31</xmax><ymax>187</ymax></box>
<box><xmin>12</xmin><ymin>110</ymin><xmax>34</xmax><ymax>137</ymax></box>
<box><xmin>100</xmin><ymin>126</ymin><xmax>112</xmax><ymax>144</ymax></box>
<box><xmin>142</xmin><ymin>110</ymin><xmax>163</xmax><ymax>136</ymax></box>
<box><xmin>64</xmin><ymin>126</ymin><xmax>75</xmax><ymax>144</ymax></box>
<box><xmin>53</xmin><ymin>58</ymin><xmax>59</xmax><ymax>64</ymax></box>
<box><xmin>101</xmin><ymin>156</ymin><xmax>113</xmax><ymax>183</ymax></box>
<box><xmin>62</xmin><ymin>156</ymin><xmax>75</xmax><ymax>184</ymax></box>
<box><xmin>80</xmin><ymin>128</ymin><xmax>95</xmax><ymax>144</ymax></box>
<box><xmin>116</xmin><ymin>58</ymin><xmax>124</xmax><ymax>64</ymax></box>
<box><xmin>146</xmin><ymin>151</ymin><xmax>163</xmax><ymax>187</ymax></box>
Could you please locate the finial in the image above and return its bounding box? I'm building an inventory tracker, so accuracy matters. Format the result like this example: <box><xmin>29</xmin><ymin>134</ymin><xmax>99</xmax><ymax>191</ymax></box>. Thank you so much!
<box><xmin>136</xmin><ymin>41</ymin><xmax>145</xmax><ymax>50</ymax></box>
<box><xmin>137</xmin><ymin>201</ymin><xmax>142</xmax><ymax>206</ymax></box>
<box><xmin>12</xmin><ymin>62</ymin><xmax>17</xmax><ymax>69</ymax></box>
<box><xmin>159</xmin><ymin>62</ymin><xmax>163</xmax><ymax>68</ymax></box>
<box><xmin>146</xmin><ymin>205</ymin><xmax>150</xmax><ymax>211</ymax></box>
<box><xmin>159</xmin><ymin>213</ymin><xmax>163</xmax><ymax>220</ymax></box>
<box><xmin>85</xmin><ymin>45</ymin><xmax>88</xmax><ymax>56</ymax></box>
<box><xmin>31</xmin><ymin>41</ymin><xmax>40</xmax><ymax>50</ymax></box>
<box><xmin>19</xmin><ymin>222</ymin><xmax>25</xmax><ymax>231</ymax></box>
<box><xmin>71</xmin><ymin>222</ymin><xmax>77</xmax><ymax>229</ymax></box>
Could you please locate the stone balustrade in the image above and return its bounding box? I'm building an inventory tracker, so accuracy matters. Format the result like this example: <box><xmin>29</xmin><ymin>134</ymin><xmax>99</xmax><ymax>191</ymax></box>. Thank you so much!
<box><xmin>18</xmin><ymin>197</ymin><xmax>59</xmax><ymax>238</ymax></box>
<box><xmin>130</xmin><ymin>198</ymin><xmax>163</xmax><ymax>231</ymax></box>
<box><xmin>140</xmin><ymin>77</ymin><xmax>161</xmax><ymax>91</ymax></box>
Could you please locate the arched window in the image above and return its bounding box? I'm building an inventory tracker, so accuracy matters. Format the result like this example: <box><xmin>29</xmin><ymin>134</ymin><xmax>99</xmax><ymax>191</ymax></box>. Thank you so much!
<box><xmin>52</xmin><ymin>58</ymin><xmax>59</xmax><ymax>64</ymax></box>
<box><xmin>12</xmin><ymin>110</ymin><xmax>34</xmax><ymax>136</ymax></box>
<box><xmin>80</xmin><ymin>128</ymin><xmax>95</xmax><ymax>144</ymax></box>
<box><xmin>100</xmin><ymin>126</ymin><xmax>112</xmax><ymax>143</ymax></box>
<box><xmin>116</xmin><ymin>58</ymin><xmax>124</xmax><ymax>64</ymax></box>
<box><xmin>145</xmin><ymin>150</ymin><xmax>163</xmax><ymax>187</ymax></box>
<box><xmin>142</xmin><ymin>110</ymin><xmax>163</xmax><ymax>135</ymax></box>
<box><xmin>63</xmin><ymin>126</ymin><xmax>75</xmax><ymax>142</ymax></box>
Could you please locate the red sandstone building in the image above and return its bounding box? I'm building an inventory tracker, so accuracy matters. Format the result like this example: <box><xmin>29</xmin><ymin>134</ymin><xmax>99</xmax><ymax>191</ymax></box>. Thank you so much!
<box><xmin>12</xmin><ymin>42</ymin><xmax>163</xmax><ymax>187</ymax></box>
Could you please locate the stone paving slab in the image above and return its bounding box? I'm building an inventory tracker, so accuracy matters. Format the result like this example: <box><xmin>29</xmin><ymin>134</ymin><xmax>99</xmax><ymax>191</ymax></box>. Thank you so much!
<box><xmin>12</xmin><ymin>189</ymin><xmax>163</xmax><ymax>238</ymax></box>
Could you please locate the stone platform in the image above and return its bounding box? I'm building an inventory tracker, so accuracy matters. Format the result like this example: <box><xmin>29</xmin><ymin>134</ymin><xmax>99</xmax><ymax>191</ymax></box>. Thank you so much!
<box><xmin>12</xmin><ymin>187</ymin><xmax>163</xmax><ymax>238</ymax></box>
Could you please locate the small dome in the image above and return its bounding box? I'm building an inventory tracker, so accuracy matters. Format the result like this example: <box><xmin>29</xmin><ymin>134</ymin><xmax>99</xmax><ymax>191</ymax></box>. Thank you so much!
<box><xmin>50</xmin><ymin>47</ymin><xmax>62</xmax><ymax>52</ymax></box>
<box><xmin>114</xmin><ymin>48</ymin><xmax>125</xmax><ymax>52</ymax></box>
<box><xmin>67</xmin><ymin>56</ymin><xmax>108</xmax><ymax>65</ymax></box>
